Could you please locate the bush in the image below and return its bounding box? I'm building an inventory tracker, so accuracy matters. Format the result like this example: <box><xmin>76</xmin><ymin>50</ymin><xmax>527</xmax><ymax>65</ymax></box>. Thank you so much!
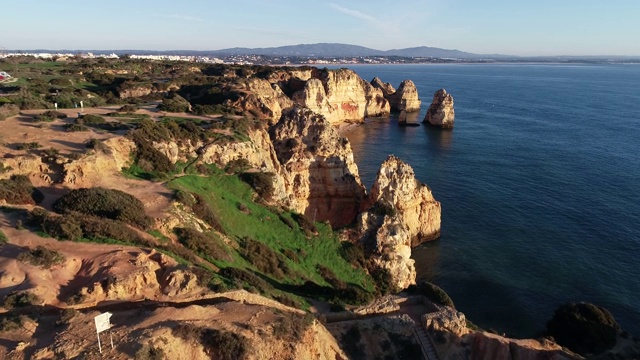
<box><xmin>239</xmin><ymin>172</ymin><xmax>275</xmax><ymax>200</ymax></box>
<box><xmin>0</xmin><ymin>175</ymin><xmax>44</xmax><ymax>205</ymax></box>
<box><xmin>0</xmin><ymin>230</ymin><xmax>7</xmax><ymax>245</ymax></box>
<box><xmin>18</xmin><ymin>245</ymin><xmax>65</xmax><ymax>269</ymax></box>
<box><xmin>0</xmin><ymin>314</ymin><xmax>30</xmax><ymax>332</ymax></box>
<box><xmin>53</xmin><ymin>187</ymin><xmax>153</xmax><ymax>230</ymax></box>
<box><xmin>85</xmin><ymin>138</ymin><xmax>111</xmax><ymax>153</ymax></box>
<box><xmin>225</xmin><ymin>159</ymin><xmax>251</xmax><ymax>174</ymax></box>
<box><xmin>317</xmin><ymin>264</ymin><xmax>346</xmax><ymax>289</ymax></box>
<box><xmin>219</xmin><ymin>267</ymin><xmax>273</xmax><ymax>294</ymax></box>
<box><xmin>15</xmin><ymin>142</ymin><xmax>41</xmax><ymax>150</ymax></box>
<box><xmin>0</xmin><ymin>104</ymin><xmax>20</xmax><ymax>121</ymax></box>
<box><xmin>369</xmin><ymin>266</ymin><xmax>399</xmax><ymax>296</ymax></box>
<box><xmin>175</xmin><ymin>227</ymin><xmax>231</xmax><ymax>262</ymax></box>
<box><xmin>172</xmin><ymin>324</ymin><xmax>248</xmax><ymax>360</ymax></box>
<box><xmin>417</xmin><ymin>281</ymin><xmax>455</xmax><ymax>308</ymax></box>
<box><xmin>65</xmin><ymin>123</ymin><xmax>88</xmax><ymax>132</ymax></box>
<box><xmin>292</xmin><ymin>213</ymin><xmax>317</xmax><ymax>236</ymax></box>
<box><xmin>546</xmin><ymin>302</ymin><xmax>621</xmax><ymax>356</ymax></box>
<box><xmin>158</xmin><ymin>93</ymin><xmax>191</xmax><ymax>113</ymax></box>
<box><xmin>240</xmin><ymin>237</ymin><xmax>290</xmax><ymax>279</ymax></box>
<box><xmin>341</xmin><ymin>242</ymin><xmax>366</xmax><ymax>269</ymax></box>
<box><xmin>3</xmin><ymin>291</ymin><xmax>41</xmax><ymax>309</ymax></box>
<box><xmin>119</xmin><ymin>104</ymin><xmax>138</xmax><ymax>113</ymax></box>
<box><xmin>271</xmin><ymin>312</ymin><xmax>314</xmax><ymax>341</ymax></box>
<box><xmin>135</xmin><ymin>345</ymin><xmax>165</xmax><ymax>360</ymax></box>
<box><xmin>78</xmin><ymin>114</ymin><xmax>106</xmax><ymax>124</ymax></box>
<box><xmin>189</xmin><ymin>193</ymin><xmax>225</xmax><ymax>233</ymax></box>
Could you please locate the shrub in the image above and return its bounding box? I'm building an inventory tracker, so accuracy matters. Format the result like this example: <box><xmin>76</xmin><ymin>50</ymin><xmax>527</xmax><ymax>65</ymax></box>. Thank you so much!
<box><xmin>119</xmin><ymin>104</ymin><xmax>138</xmax><ymax>113</ymax></box>
<box><xmin>56</xmin><ymin>308</ymin><xmax>78</xmax><ymax>327</ymax></box>
<box><xmin>240</xmin><ymin>237</ymin><xmax>290</xmax><ymax>279</ymax></box>
<box><xmin>546</xmin><ymin>302</ymin><xmax>621</xmax><ymax>356</ymax></box>
<box><xmin>172</xmin><ymin>324</ymin><xmax>249</xmax><ymax>360</ymax></box>
<box><xmin>317</xmin><ymin>264</ymin><xmax>346</xmax><ymax>289</ymax></box>
<box><xmin>3</xmin><ymin>291</ymin><xmax>41</xmax><ymax>309</ymax></box>
<box><xmin>417</xmin><ymin>281</ymin><xmax>455</xmax><ymax>308</ymax></box>
<box><xmin>0</xmin><ymin>314</ymin><xmax>30</xmax><ymax>332</ymax></box>
<box><xmin>0</xmin><ymin>104</ymin><xmax>20</xmax><ymax>121</ymax></box>
<box><xmin>78</xmin><ymin>114</ymin><xmax>106</xmax><ymax>124</ymax></box>
<box><xmin>175</xmin><ymin>227</ymin><xmax>231</xmax><ymax>262</ymax></box>
<box><xmin>219</xmin><ymin>267</ymin><xmax>273</xmax><ymax>294</ymax></box>
<box><xmin>341</xmin><ymin>242</ymin><xmax>366</xmax><ymax>269</ymax></box>
<box><xmin>135</xmin><ymin>345</ymin><xmax>165</xmax><ymax>360</ymax></box>
<box><xmin>65</xmin><ymin>123</ymin><xmax>88</xmax><ymax>132</ymax></box>
<box><xmin>225</xmin><ymin>158</ymin><xmax>251</xmax><ymax>174</ymax></box>
<box><xmin>292</xmin><ymin>213</ymin><xmax>317</xmax><ymax>236</ymax></box>
<box><xmin>158</xmin><ymin>93</ymin><xmax>191</xmax><ymax>113</ymax></box>
<box><xmin>369</xmin><ymin>266</ymin><xmax>399</xmax><ymax>296</ymax></box>
<box><xmin>0</xmin><ymin>230</ymin><xmax>7</xmax><ymax>244</ymax></box>
<box><xmin>53</xmin><ymin>187</ymin><xmax>153</xmax><ymax>230</ymax></box>
<box><xmin>271</xmin><ymin>312</ymin><xmax>314</xmax><ymax>341</ymax></box>
<box><xmin>85</xmin><ymin>138</ymin><xmax>111</xmax><ymax>153</ymax></box>
<box><xmin>15</xmin><ymin>142</ymin><xmax>41</xmax><ymax>150</ymax></box>
<box><xmin>189</xmin><ymin>193</ymin><xmax>225</xmax><ymax>233</ymax></box>
<box><xmin>18</xmin><ymin>245</ymin><xmax>65</xmax><ymax>269</ymax></box>
<box><xmin>239</xmin><ymin>172</ymin><xmax>275</xmax><ymax>200</ymax></box>
<box><xmin>0</xmin><ymin>175</ymin><xmax>44</xmax><ymax>205</ymax></box>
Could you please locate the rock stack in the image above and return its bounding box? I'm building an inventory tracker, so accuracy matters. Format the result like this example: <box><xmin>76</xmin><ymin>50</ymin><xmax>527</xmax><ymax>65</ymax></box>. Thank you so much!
<box><xmin>424</xmin><ymin>89</ymin><xmax>455</xmax><ymax>128</ymax></box>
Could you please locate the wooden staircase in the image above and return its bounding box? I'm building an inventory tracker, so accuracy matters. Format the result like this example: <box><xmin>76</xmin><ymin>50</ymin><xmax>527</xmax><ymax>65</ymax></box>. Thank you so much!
<box><xmin>413</xmin><ymin>325</ymin><xmax>440</xmax><ymax>360</ymax></box>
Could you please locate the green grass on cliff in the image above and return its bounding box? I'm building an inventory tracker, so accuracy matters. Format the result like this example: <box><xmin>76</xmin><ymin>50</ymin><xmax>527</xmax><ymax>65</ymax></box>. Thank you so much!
<box><xmin>168</xmin><ymin>166</ymin><xmax>375</xmax><ymax>303</ymax></box>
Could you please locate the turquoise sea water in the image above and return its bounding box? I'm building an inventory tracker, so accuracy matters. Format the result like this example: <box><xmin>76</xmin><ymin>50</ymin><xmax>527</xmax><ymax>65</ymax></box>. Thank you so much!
<box><xmin>337</xmin><ymin>64</ymin><xmax>640</xmax><ymax>337</ymax></box>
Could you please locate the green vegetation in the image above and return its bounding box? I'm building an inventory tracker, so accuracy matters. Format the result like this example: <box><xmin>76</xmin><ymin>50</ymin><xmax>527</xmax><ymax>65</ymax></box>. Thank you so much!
<box><xmin>33</xmin><ymin>110</ymin><xmax>66</xmax><ymax>122</ymax></box>
<box><xmin>172</xmin><ymin>324</ymin><xmax>248</xmax><ymax>360</ymax></box>
<box><xmin>135</xmin><ymin>345</ymin><xmax>165</xmax><ymax>360</ymax></box>
<box><xmin>3</xmin><ymin>291</ymin><xmax>41</xmax><ymax>309</ymax></box>
<box><xmin>416</xmin><ymin>281</ymin><xmax>455</xmax><ymax>308</ymax></box>
<box><xmin>0</xmin><ymin>229</ymin><xmax>7</xmax><ymax>244</ymax></box>
<box><xmin>0</xmin><ymin>104</ymin><xmax>20</xmax><ymax>120</ymax></box>
<box><xmin>52</xmin><ymin>187</ymin><xmax>153</xmax><ymax>229</ymax></box>
<box><xmin>158</xmin><ymin>93</ymin><xmax>191</xmax><ymax>113</ymax></box>
<box><xmin>546</xmin><ymin>302</ymin><xmax>621</xmax><ymax>356</ymax></box>
<box><xmin>0</xmin><ymin>314</ymin><xmax>31</xmax><ymax>332</ymax></box>
<box><xmin>77</xmin><ymin>114</ymin><xmax>105</xmax><ymax>124</ymax></box>
<box><xmin>169</xmin><ymin>166</ymin><xmax>375</xmax><ymax>305</ymax></box>
<box><xmin>17</xmin><ymin>245</ymin><xmax>65</xmax><ymax>269</ymax></box>
<box><xmin>15</xmin><ymin>142</ymin><xmax>42</xmax><ymax>150</ymax></box>
<box><xmin>0</xmin><ymin>175</ymin><xmax>44</xmax><ymax>205</ymax></box>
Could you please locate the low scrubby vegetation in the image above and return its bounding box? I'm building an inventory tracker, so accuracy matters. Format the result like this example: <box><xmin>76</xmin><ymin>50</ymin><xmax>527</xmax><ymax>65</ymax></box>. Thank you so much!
<box><xmin>135</xmin><ymin>345</ymin><xmax>165</xmax><ymax>360</ymax></box>
<box><xmin>52</xmin><ymin>187</ymin><xmax>153</xmax><ymax>229</ymax></box>
<box><xmin>546</xmin><ymin>302</ymin><xmax>621</xmax><ymax>356</ymax></box>
<box><xmin>415</xmin><ymin>281</ymin><xmax>455</xmax><ymax>308</ymax></box>
<box><xmin>175</xmin><ymin>227</ymin><xmax>231</xmax><ymax>262</ymax></box>
<box><xmin>3</xmin><ymin>291</ymin><xmax>41</xmax><ymax>309</ymax></box>
<box><xmin>17</xmin><ymin>245</ymin><xmax>65</xmax><ymax>268</ymax></box>
<box><xmin>0</xmin><ymin>104</ymin><xmax>20</xmax><ymax>120</ymax></box>
<box><xmin>172</xmin><ymin>324</ymin><xmax>249</xmax><ymax>360</ymax></box>
<box><xmin>0</xmin><ymin>175</ymin><xmax>44</xmax><ymax>205</ymax></box>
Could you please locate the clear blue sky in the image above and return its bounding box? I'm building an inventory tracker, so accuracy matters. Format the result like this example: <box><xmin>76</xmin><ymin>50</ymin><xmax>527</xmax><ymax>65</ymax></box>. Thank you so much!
<box><xmin>3</xmin><ymin>0</ymin><xmax>639</xmax><ymax>56</ymax></box>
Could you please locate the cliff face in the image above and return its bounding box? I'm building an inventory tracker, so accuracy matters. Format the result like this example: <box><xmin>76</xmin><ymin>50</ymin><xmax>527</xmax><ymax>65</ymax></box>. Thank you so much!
<box><xmin>372</xmin><ymin>78</ymin><xmax>421</xmax><ymax>113</ymax></box>
<box><xmin>270</xmin><ymin>107</ymin><xmax>366</xmax><ymax>227</ymax></box>
<box><xmin>424</xmin><ymin>88</ymin><xmax>455</xmax><ymax>128</ymax></box>
<box><xmin>292</xmin><ymin>69</ymin><xmax>389</xmax><ymax>124</ymax></box>
<box><xmin>423</xmin><ymin>307</ymin><xmax>578</xmax><ymax>360</ymax></box>
<box><xmin>388</xmin><ymin>80</ymin><xmax>421</xmax><ymax>113</ymax></box>
<box><xmin>367</xmin><ymin>155</ymin><xmax>441</xmax><ymax>246</ymax></box>
<box><xmin>244</xmin><ymin>78</ymin><xmax>294</xmax><ymax>123</ymax></box>
<box><xmin>354</xmin><ymin>156</ymin><xmax>441</xmax><ymax>290</ymax></box>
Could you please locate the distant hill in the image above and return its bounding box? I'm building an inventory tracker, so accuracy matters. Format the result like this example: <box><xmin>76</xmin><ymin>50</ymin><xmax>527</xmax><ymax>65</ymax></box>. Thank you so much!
<box><xmin>210</xmin><ymin>43</ymin><xmax>485</xmax><ymax>59</ymax></box>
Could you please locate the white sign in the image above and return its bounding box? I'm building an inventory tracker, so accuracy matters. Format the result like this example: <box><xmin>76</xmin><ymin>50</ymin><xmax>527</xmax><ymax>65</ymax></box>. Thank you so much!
<box><xmin>94</xmin><ymin>312</ymin><xmax>112</xmax><ymax>333</ymax></box>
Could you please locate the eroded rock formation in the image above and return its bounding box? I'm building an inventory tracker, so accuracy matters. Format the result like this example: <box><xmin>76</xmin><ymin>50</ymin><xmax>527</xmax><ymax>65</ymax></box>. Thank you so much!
<box><xmin>424</xmin><ymin>88</ymin><xmax>455</xmax><ymax>128</ymax></box>
<box><xmin>270</xmin><ymin>106</ymin><xmax>366</xmax><ymax>227</ymax></box>
<box><xmin>292</xmin><ymin>69</ymin><xmax>389</xmax><ymax>124</ymax></box>
<box><xmin>387</xmin><ymin>80</ymin><xmax>421</xmax><ymax>113</ymax></box>
<box><xmin>367</xmin><ymin>155</ymin><xmax>441</xmax><ymax>245</ymax></box>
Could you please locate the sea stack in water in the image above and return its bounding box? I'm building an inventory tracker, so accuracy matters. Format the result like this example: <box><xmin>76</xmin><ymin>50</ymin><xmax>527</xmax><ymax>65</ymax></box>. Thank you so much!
<box><xmin>424</xmin><ymin>88</ymin><xmax>455</xmax><ymax>128</ymax></box>
<box><xmin>371</xmin><ymin>78</ymin><xmax>421</xmax><ymax>113</ymax></box>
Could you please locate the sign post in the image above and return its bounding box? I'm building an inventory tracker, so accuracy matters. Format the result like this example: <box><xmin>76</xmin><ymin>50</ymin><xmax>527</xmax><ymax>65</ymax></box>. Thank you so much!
<box><xmin>94</xmin><ymin>312</ymin><xmax>114</xmax><ymax>354</ymax></box>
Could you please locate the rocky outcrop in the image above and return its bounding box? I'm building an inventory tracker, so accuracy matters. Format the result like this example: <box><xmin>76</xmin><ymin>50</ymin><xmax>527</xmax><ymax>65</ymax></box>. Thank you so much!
<box><xmin>270</xmin><ymin>107</ymin><xmax>366</xmax><ymax>227</ymax></box>
<box><xmin>118</xmin><ymin>85</ymin><xmax>153</xmax><ymax>99</ymax></box>
<box><xmin>200</xmin><ymin>127</ymin><xmax>289</xmax><ymax>205</ymax></box>
<box><xmin>367</xmin><ymin>155</ymin><xmax>441</xmax><ymax>245</ymax></box>
<box><xmin>63</xmin><ymin>137</ymin><xmax>136</xmax><ymax>186</ymax></box>
<box><xmin>292</xmin><ymin>69</ymin><xmax>389</xmax><ymax>124</ymax></box>
<box><xmin>354</xmin><ymin>155</ymin><xmax>441</xmax><ymax>289</ymax></box>
<box><xmin>424</xmin><ymin>88</ymin><xmax>455</xmax><ymax>128</ymax></box>
<box><xmin>357</xmin><ymin>211</ymin><xmax>417</xmax><ymax>290</ymax></box>
<box><xmin>371</xmin><ymin>77</ymin><xmax>396</xmax><ymax>97</ymax></box>
<box><xmin>424</xmin><ymin>306</ymin><xmax>578</xmax><ymax>360</ymax></box>
<box><xmin>244</xmin><ymin>78</ymin><xmax>294</xmax><ymax>122</ymax></box>
<box><xmin>388</xmin><ymin>80</ymin><xmax>421</xmax><ymax>113</ymax></box>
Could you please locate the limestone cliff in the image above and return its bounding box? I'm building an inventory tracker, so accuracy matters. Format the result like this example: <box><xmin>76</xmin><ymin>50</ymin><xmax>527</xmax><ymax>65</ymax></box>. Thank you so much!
<box><xmin>424</xmin><ymin>88</ymin><xmax>455</xmax><ymax>128</ymax></box>
<box><xmin>356</xmin><ymin>211</ymin><xmax>417</xmax><ymax>290</ymax></box>
<box><xmin>270</xmin><ymin>106</ymin><xmax>366</xmax><ymax>227</ymax></box>
<box><xmin>366</xmin><ymin>155</ymin><xmax>441</xmax><ymax>246</ymax></box>
<box><xmin>388</xmin><ymin>80</ymin><xmax>421</xmax><ymax>113</ymax></box>
<box><xmin>423</xmin><ymin>306</ymin><xmax>578</xmax><ymax>360</ymax></box>
<box><xmin>63</xmin><ymin>137</ymin><xmax>136</xmax><ymax>186</ymax></box>
<box><xmin>371</xmin><ymin>77</ymin><xmax>396</xmax><ymax>98</ymax></box>
<box><xmin>244</xmin><ymin>78</ymin><xmax>294</xmax><ymax>123</ymax></box>
<box><xmin>292</xmin><ymin>68</ymin><xmax>389</xmax><ymax>124</ymax></box>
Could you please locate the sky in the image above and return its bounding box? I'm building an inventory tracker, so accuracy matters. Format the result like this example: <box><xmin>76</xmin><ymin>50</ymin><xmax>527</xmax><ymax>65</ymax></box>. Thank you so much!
<box><xmin>3</xmin><ymin>0</ymin><xmax>640</xmax><ymax>56</ymax></box>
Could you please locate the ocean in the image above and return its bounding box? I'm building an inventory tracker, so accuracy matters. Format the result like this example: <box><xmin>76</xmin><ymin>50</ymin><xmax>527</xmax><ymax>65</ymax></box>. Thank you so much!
<box><xmin>336</xmin><ymin>64</ymin><xmax>640</xmax><ymax>337</ymax></box>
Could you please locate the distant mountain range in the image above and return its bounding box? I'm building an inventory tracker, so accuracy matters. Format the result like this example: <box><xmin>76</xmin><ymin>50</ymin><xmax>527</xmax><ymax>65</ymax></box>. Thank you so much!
<box><xmin>209</xmin><ymin>43</ymin><xmax>488</xmax><ymax>59</ymax></box>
